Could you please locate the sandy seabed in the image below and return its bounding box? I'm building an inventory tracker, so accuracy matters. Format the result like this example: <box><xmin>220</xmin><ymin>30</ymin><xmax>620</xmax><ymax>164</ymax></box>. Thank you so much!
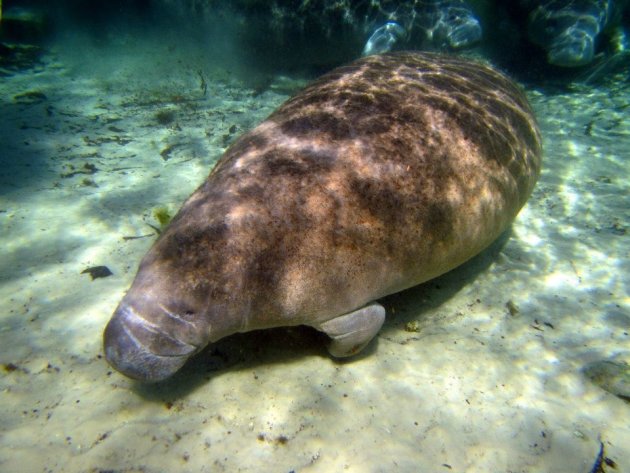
<box><xmin>0</xmin><ymin>36</ymin><xmax>628</xmax><ymax>473</ymax></box>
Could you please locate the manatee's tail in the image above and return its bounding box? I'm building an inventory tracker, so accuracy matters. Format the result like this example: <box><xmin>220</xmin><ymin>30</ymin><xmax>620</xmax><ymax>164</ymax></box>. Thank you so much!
<box><xmin>104</xmin><ymin>302</ymin><xmax>198</xmax><ymax>382</ymax></box>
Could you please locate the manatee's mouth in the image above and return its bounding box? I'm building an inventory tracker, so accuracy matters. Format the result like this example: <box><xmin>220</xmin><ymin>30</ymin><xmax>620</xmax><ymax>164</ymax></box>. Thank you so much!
<box><xmin>104</xmin><ymin>303</ymin><xmax>198</xmax><ymax>382</ymax></box>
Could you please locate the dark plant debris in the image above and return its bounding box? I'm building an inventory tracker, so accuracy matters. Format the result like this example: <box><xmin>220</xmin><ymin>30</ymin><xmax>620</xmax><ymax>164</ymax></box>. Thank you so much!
<box><xmin>81</xmin><ymin>266</ymin><xmax>113</xmax><ymax>280</ymax></box>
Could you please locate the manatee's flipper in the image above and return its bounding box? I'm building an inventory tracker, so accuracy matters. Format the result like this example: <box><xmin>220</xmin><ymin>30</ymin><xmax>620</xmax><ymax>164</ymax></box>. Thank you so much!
<box><xmin>316</xmin><ymin>303</ymin><xmax>386</xmax><ymax>357</ymax></box>
<box><xmin>362</xmin><ymin>22</ymin><xmax>407</xmax><ymax>56</ymax></box>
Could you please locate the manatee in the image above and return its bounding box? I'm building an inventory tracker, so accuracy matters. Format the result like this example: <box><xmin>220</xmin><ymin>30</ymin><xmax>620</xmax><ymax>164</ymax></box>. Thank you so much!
<box><xmin>363</xmin><ymin>21</ymin><xmax>407</xmax><ymax>56</ymax></box>
<box><xmin>103</xmin><ymin>52</ymin><xmax>542</xmax><ymax>382</ymax></box>
<box><xmin>162</xmin><ymin>0</ymin><xmax>486</xmax><ymax>71</ymax></box>
<box><xmin>412</xmin><ymin>0</ymin><xmax>483</xmax><ymax>50</ymax></box>
<box><xmin>362</xmin><ymin>0</ymin><xmax>483</xmax><ymax>56</ymax></box>
<box><xmin>523</xmin><ymin>0</ymin><xmax>619</xmax><ymax>66</ymax></box>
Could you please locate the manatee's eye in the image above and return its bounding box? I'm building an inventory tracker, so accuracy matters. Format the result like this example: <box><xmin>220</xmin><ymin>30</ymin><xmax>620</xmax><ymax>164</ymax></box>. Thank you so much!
<box><xmin>169</xmin><ymin>301</ymin><xmax>196</xmax><ymax>317</ymax></box>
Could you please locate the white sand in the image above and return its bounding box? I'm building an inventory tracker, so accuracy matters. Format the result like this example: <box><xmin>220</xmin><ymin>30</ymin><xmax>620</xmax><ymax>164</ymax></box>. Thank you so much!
<box><xmin>0</xmin><ymin>36</ymin><xmax>628</xmax><ymax>473</ymax></box>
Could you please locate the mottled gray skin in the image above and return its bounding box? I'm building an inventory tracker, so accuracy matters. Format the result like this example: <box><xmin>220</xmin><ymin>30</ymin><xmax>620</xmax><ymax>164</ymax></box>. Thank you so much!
<box><xmin>104</xmin><ymin>52</ymin><xmax>542</xmax><ymax>382</ymax></box>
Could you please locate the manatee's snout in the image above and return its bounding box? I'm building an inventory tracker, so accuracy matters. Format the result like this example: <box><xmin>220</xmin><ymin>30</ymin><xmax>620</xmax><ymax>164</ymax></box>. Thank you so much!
<box><xmin>104</xmin><ymin>302</ymin><xmax>198</xmax><ymax>382</ymax></box>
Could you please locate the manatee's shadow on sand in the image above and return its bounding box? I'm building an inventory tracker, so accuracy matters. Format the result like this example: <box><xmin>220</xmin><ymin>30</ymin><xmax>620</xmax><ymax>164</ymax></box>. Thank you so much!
<box><xmin>133</xmin><ymin>230</ymin><xmax>512</xmax><ymax>401</ymax></box>
<box><xmin>380</xmin><ymin>230</ymin><xmax>511</xmax><ymax>324</ymax></box>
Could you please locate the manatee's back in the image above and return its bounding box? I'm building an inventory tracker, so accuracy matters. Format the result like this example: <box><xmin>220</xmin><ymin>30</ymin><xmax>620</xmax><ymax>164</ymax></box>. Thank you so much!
<box><xmin>198</xmin><ymin>52</ymin><xmax>542</xmax><ymax>327</ymax></box>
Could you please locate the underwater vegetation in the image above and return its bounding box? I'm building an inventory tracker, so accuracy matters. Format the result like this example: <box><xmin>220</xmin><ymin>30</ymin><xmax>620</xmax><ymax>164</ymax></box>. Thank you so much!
<box><xmin>153</xmin><ymin>206</ymin><xmax>172</xmax><ymax>229</ymax></box>
<box><xmin>155</xmin><ymin>108</ymin><xmax>176</xmax><ymax>125</ymax></box>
